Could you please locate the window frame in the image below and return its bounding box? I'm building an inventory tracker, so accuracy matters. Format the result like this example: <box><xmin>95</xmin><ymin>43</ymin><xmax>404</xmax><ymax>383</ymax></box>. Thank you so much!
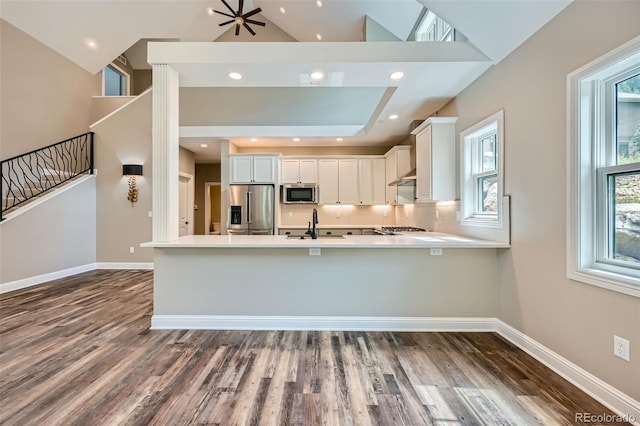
<box><xmin>567</xmin><ymin>35</ymin><xmax>640</xmax><ymax>298</ymax></box>
<box><xmin>102</xmin><ymin>62</ymin><xmax>130</xmax><ymax>97</ymax></box>
<box><xmin>460</xmin><ymin>110</ymin><xmax>505</xmax><ymax>228</ymax></box>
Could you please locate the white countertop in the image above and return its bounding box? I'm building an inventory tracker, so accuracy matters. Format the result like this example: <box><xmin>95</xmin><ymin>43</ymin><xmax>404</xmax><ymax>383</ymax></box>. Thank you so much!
<box><xmin>142</xmin><ymin>232</ymin><xmax>509</xmax><ymax>249</ymax></box>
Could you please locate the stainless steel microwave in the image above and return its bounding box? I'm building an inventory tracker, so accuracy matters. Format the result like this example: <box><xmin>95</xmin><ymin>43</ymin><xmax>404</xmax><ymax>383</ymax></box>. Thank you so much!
<box><xmin>283</xmin><ymin>184</ymin><xmax>318</xmax><ymax>204</ymax></box>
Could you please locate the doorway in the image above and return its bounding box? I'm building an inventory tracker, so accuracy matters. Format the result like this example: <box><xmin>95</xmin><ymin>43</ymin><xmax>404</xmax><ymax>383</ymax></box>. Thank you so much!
<box><xmin>204</xmin><ymin>182</ymin><xmax>222</xmax><ymax>235</ymax></box>
<box><xmin>179</xmin><ymin>173</ymin><xmax>194</xmax><ymax>236</ymax></box>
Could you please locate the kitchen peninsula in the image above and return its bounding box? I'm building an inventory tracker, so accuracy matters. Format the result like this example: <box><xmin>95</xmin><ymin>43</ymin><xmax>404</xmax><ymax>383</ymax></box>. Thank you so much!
<box><xmin>143</xmin><ymin>233</ymin><xmax>508</xmax><ymax>330</ymax></box>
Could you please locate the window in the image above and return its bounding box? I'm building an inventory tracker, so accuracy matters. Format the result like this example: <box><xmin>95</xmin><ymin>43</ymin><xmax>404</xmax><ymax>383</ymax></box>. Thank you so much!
<box><xmin>103</xmin><ymin>64</ymin><xmax>129</xmax><ymax>96</ymax></box>
<box><xmin>460</xmin><ymin>110</ymin><xmax>504</xmax><ymax>228</ymax></box>
<box><xmin>568</xmin><ymin>36</ymin><xmax>640</xmax><ymax>297</ymax></box>
<box><xmin>414</xmin><ymin>10</ymin><xmax>454</xmax><ymax>42</ymax></box>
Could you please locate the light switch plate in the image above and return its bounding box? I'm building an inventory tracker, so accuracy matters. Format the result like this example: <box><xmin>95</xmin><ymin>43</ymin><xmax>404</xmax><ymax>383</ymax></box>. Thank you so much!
<box><xmin>430</xmin><ymin>248</ymin><xmax>443</xmax><ymax>256</ymax></box>
<box><xmin>309</xmin><ymin>248</ymin><xmax>321</xmax><ymax>256</ymax></box>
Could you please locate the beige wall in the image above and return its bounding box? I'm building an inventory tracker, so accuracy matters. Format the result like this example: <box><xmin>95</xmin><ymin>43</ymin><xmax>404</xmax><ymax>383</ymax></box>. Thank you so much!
<box><xmin>0</xmin><ymin>19</ymin><xmax>100</xmax><ymax>159</ymax></box>
<box><xmin>435</xmin><ymin>0</ymin><xmax>640</xmax><ymax>399</ymax></box>
<box><xmin>0</xmin><ymin>177</ymin><xmax>97</xmax><ymax>285</ymax></box>
<box><xmin>194</xmin><ymin>164</ymin><xmax>221</xmax><ymax>235</ymax></box>
<box><xmin>91</xmin><ymin>91</ymin><xmax>153</xmax><ymax>263</ymax></box>
<box><xmin>179</xmin><ymin>147</ymin><xmax>195</xmax><ymax>176</ymax></box>
<box><xmin>89</xmin><ymin>96</ymin><xmax>137</xmax><ymax>125</ymax></box>
<box><xmin>133</xmin><ymin>70</ymin><xmax>152</xmax><ymax>96</ymax></box>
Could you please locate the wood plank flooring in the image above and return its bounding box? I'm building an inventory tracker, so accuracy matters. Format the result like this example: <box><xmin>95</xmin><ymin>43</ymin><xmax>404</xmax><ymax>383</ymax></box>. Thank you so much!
<box><xmin>0</xmin><ymin>270</ymin><xmax>628</xmax><ymax>425</ymax></box>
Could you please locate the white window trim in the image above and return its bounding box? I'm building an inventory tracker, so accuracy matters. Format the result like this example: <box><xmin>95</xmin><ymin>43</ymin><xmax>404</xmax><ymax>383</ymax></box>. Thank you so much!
<box><xmin>460</xmin><ymin>110</ymin><xmax>505</xmax><ymax>229</ymax></box>
<box><xmin>567</xmin><ymin>35</ymin><xmax>640</xmax><ymax>298</ymax></box>
<box><xmin>102</xmin><ymin>62</ymin><xmax>131</xmax><ymax>97</ymax></box>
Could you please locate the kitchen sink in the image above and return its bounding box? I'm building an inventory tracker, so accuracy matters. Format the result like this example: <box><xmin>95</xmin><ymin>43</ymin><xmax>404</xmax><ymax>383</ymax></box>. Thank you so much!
<box><xmin>286</xmin><ymin>235</ymin><xmax>345</xmax><ymax>240</ymax></box>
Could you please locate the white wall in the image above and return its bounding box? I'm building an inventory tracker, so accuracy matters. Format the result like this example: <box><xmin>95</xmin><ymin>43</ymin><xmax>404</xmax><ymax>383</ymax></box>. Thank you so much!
<box><xmin>0</xmin><ymin>177</ymin><xmax>96</xmax><ymax>285</ymax></box>
<box><xmin>435</xmin><ymin>0</ymin><xmax>640</xmax><ymax>400</ymax></box>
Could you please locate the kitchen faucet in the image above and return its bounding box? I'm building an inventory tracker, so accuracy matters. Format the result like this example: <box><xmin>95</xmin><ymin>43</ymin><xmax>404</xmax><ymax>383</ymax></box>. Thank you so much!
<box><xmin>310</xmin><ymin>208</ymin><xmax>318</xmax><ymax>239</ymax></box>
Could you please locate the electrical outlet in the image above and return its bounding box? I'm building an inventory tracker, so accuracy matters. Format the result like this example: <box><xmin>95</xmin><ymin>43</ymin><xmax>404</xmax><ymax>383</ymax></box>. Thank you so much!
<box><xmin>383</xmin><ymin>209</ymin><xmax>388</xmax><ymax>218</ymax></box>
<box><xmin>288</xmin><ymin>211</ymin><xmax>293</xmax><ymax>218</ymax></box>
<box><xmin>336</xmin><ymin>209</ymin><xmax>341</xmax><ymax>218</ymax></box>
<box><xmin>614</xmin><ymin>335</ymin><xmax>630</xmax><ymax>361</ymax></box>
<box><xmin>309</xmin><ymin>248</ymin><xmax>321</xmax><ymax>256</ymax></box>
<box><xmin>148</xmin><ymin>211</ymin><xmax>153</xmax><ymax>218</ymax></box>
<box><xmin>435</xmin><ymin>209</ymin><xmax>440</xmax><ymax>220</ymax></box>
<box><xmin>430</xmin><ymin>248</ymin><xmax>443</xmax><ymax>256</ymax></box>
<box><xmin>129</xmin><ymin>246</ymin><xmax>135</xmax><ymax>254</ymax></box>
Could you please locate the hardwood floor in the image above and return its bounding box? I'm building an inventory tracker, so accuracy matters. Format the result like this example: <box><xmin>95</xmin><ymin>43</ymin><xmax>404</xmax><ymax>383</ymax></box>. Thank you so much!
<box><xmin>0</xmin><ymin>270</ymin><xmax>627</xmax><ymax>425</ymax></box>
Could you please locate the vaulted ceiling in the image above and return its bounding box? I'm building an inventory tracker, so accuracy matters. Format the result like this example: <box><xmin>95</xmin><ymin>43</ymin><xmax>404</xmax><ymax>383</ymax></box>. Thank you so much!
<box><xmin>1</xmin><ymin>0</ymin><xmax>572</xmax><ymax>161</ymax></box>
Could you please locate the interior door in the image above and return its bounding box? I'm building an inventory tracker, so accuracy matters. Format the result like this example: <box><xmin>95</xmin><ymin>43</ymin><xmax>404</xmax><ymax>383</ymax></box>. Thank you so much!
<box><xmin>179</xmin><ymin>176</ymin><xmax>189</xmax><ymax>236</ymax></box>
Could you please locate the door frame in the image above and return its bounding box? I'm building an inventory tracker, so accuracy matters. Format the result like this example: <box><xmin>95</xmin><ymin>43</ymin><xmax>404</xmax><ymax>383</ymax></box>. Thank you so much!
<box><xmin>204</xmin><ymin>181</ymin><xmax>221</xmax><ymax>234</ymax></box>
<box><xmin>179</xmin><ymin>172</ymin><xmax>195</xmax><ymax>236</ymax></box>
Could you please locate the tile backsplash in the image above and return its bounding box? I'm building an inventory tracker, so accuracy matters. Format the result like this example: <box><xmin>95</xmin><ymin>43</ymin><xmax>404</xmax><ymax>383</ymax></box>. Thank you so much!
<box><xmin>279</xmin><ymin>204</ymin><xmax>397</xmax><ymax>227</ymax></box>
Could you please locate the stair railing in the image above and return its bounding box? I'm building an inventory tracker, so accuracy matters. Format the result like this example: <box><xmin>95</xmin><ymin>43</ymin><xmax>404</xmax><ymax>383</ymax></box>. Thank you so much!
<box><xmin>1</xmin><ymin>132</ymin><xmax>94</xmax><ymax>221</ymax></box>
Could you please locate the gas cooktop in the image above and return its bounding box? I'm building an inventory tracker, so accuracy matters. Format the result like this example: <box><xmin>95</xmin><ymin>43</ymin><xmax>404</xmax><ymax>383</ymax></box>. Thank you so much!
<box><xmin>374</xmin><ymin>226</ymin><xmax>426</xmax><ymax>235</ymax></box>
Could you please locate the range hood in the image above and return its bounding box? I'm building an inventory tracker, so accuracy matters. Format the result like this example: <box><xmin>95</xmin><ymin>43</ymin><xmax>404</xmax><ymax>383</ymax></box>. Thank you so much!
<box><xmin>388</xmin><ymin>168</ymin><xmax>416</xmax><ymax>186</ymax></box>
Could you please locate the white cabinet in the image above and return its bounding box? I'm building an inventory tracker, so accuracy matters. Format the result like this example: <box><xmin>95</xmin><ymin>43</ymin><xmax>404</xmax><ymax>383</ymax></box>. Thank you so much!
<box><xmin>412</xmin><ymin>117</ymin><xmax>457</xmax><ymax>202</ymax></box>
<box><xmin>317</xmin><ymin>159</ymin><xmax>359</xmax><ymax>204</ymax></box>
<box><xmin>230</xmin><ymin>155</ymin><xmax>277</xmax><ymax>184</ymax></box>
<box><xmin>384</xmin><ymin>146</ymin><xmax>412</xmax><ymax>204</ymax></box>
<box><xmin>357</xmin><ymin>158</ymin><xmax>386</xmax><ymax>205</ymax></box>
<box><xmin>281</xmin><ymin>158</ymin><xmax>317</xmax><ymax>184</ymax></box>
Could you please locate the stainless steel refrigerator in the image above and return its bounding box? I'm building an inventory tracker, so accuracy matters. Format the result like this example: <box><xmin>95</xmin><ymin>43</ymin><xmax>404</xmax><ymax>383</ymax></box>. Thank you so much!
<box><xmin>227</xmin><ymin>184</ymin><xmax>275</xmax><ymax>235</ymax></box>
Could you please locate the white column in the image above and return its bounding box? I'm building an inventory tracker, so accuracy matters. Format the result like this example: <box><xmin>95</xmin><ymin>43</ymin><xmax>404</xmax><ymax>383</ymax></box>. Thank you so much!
<box><xmin>152</xmin><ymin>64</ymin><xmax>180</xmax><ymax>241</ymax></box>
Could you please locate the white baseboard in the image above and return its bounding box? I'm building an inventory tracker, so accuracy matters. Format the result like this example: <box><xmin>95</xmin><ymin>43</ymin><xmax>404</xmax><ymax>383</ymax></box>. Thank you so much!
<box><xmin>150</xmin><ymin>315</ymin><xmax>496</xmax><ymax>332</ymax></box>
<box><xmin>0</xmin><ymin>262</ymin><xmax>154</xmax><ymax>294</ymax></box>
<box><xmin>0</xmin><ymin>263</ymin><xmax>95</xmax><ymax>294</ymax></box>
<box><xmin>95</xmin><ymin>262</ymin><xmax>154</xmax><ymax>270</ymax></box>
<box><xmin>495</xmin><ymin>320</ymin><xmax>640</xmax><ymax>425</ymax></box>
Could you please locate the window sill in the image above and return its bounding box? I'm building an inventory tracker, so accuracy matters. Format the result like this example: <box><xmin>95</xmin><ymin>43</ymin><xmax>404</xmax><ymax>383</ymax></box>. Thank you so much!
<box><xmin>568</xmin><ymin>268</ymin><xmax>640</xmax><ymax>298</ymax></box>
<box><xmin>461</xmin><ymin>215</ymin><xmax>503</xmax><ymax>229</ymax></box>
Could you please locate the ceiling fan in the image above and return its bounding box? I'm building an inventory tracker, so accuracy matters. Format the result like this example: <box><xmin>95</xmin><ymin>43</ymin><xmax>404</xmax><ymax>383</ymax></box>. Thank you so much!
<box><xmin>213</xmin><ymin>0</ymin><xmax>265</xmax><ymax>36</ymax></box>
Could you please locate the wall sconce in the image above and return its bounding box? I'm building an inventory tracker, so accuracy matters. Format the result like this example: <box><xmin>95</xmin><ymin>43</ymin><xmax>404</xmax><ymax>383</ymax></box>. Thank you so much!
<box><xmin>123</xmin><ymin>164</ymin><xmax>143</xmax><ymax>206</ymax></box>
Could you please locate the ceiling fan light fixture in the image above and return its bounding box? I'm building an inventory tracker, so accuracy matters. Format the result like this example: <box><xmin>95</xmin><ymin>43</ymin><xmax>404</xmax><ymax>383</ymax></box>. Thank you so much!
<box><xmin>208</xmin><ymin>8</ymin><xmax>215</xmax><ymax>15</ymax></box>
<box><xmin>213</xmin><ymin>0</ymin><xmax>265</xmax><ymax>36</ymax></box>
<box><xmin>228</xmin><ymin>72</ymin><xmax>242</xmax><ymax>80</ymax></box>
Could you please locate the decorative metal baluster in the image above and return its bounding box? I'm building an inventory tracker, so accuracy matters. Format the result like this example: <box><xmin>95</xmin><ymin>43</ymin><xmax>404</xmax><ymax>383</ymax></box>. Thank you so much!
<box><xmin>0</xmin><ymin>132</ymin><xmax>95</xmax><ymax>221</ymax></box>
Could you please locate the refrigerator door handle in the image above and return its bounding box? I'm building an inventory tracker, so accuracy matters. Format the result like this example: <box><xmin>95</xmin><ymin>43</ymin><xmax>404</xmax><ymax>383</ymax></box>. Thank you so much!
<box><xmin>247</xmin><ymin>191</ymin><xmax>253</xmax><ymax>224</ymax></box>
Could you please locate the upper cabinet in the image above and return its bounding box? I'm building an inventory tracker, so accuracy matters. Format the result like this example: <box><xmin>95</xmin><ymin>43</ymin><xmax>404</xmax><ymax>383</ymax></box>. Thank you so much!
<box><xmin>281</xmin><ymin>158</ymin><xmax>318</xmax><ymax>184</ymax></box>
<box><xmin>385</xmin><ymin>146</ymin><xmax>412</xmax><ymax>205</ymax></box>
<box><xmin>358</xmin><ymin>158</ymin><xmax>386</xmax><ymax>205</ymax></box>
<box><xmin>230</xmin><ymin>154</ymin><xmax>278</xmax><ymax>184</ymax></box>
<box><xmin>317</xmin><ymin>159</ymin><xmax>359</xmax><ymax>204</ymax></box>
<box><xmin>411</xmin><ymin>117</ymin><xmax>457</xmax><ymax>202</ymax></box>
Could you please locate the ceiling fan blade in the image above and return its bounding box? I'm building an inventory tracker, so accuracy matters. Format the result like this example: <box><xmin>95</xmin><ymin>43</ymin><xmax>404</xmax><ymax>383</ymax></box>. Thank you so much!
<box><xmin>214</xmin><ymin>10</ymin><xmax>235</xmax><ymax>18</ymax></box>
<box><xmin>220</xmin><ymin>0</ymin><xmax>236</xmax><ymax>15</ymax></box>
<box><xmin>238</xmin><ymin>0</ymin><xmax>244</xmax><ymax>14</ymax></box>
<box><xmin>235</xmin><ymin>24</ymin><xmax>240</xmax><ymax>36</ymax></box>
<box><xmin>243</xmin><ymin>22</ymin><xmax>256</xmax><ymax>36</ymax></box>
<box><xmin>245</xmin><ymin>18</ymin><xmax>265</xmax><ymax>26</ymax></box>
<box><xmin>219</xmin><ymin>19</ymin><xmax>235</xmax><ymax>26</ymax></box>
<box><xmin>242</xmin><ymin>7</ymin><xmax>261</xmax><ymax>19</ymax></box>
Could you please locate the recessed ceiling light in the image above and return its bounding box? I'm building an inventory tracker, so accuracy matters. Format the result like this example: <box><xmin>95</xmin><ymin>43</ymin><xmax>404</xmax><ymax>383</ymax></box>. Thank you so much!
<box><xmin>208</xmin><ymin>8</ymin><xmax>215</xmax><ymax>15</ymax></box>
<box><xmin>200</xmin><ymin>143</ymin><xmax>208</xmax><ymax>148</ymax></box>
<box><xmin>316</xmin><ymin>34</ymin><xmax>322</xmax><ymax>41</ymax></box>
<box><xmin>316</xmin><ymin>0</ymin><xmax>322</xmax><ymax>7</ymax></box>
<box><xmin>388</xmin><ymin>114</ymin><xmax>399</xmax><ymax>120</ymax></box>
<box><xmin>390</xmin><ymin>71</ymin><xmax>404</xmax><ymax>80</ymax></box>
<box><xmin>280</xmin><ymin>6</ymin><xmax>286</xmax><ymax>14</ymax></box>
<box><xmin>336</xmin><ymin>137</ymin><xmax>343</xmax><ymax>142</ymax></box>
<box><xmin>310</xmin><ymin>71</ymin><xmax>324</xmax><ymax>80</ymax></box>
<box><xmin>228</xmin><ymin>72</ymin><xmax>242</xmax><ymax>80</ymax></box>
<box><xmin>86</xmin><ymin>39</ymin><xmax>98</xmax><ymax>49</ymax></box>
<box><xmin>251</xmin><ymin>138</ymin><xmax>258</xmax><ymax>142</ymax></box>
<box><xmin>293</xmin><ymin>138</ymin><xmax>300</xmax><ymax>142</ymax></box>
